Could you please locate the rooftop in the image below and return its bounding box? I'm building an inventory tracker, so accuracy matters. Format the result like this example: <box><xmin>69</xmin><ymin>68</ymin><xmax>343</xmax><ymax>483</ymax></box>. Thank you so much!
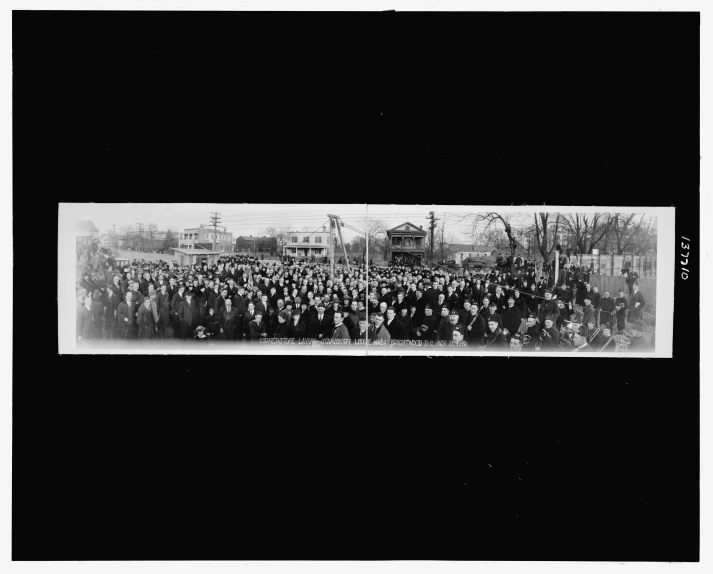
<box><xmin>450</xmin><ymin>244</ymin><xmax>496</xmax><ymax>252</ymax></box>
<box><xmin>76</xmin><ymin>220</ymin><xmax>99</xmax><ymax>232</ymax></box>
<box><xmin>172</xmin><ymin>248</ymin><xmax>223</xmax><ymax>255</ymax></box>
<box><xmin>387</xmin><ymin>222</ymin><xmax>427</xmax><ymax>234</ymax></box>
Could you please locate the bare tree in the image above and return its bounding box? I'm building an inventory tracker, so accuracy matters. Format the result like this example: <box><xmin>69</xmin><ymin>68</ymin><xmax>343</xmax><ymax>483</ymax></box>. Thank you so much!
<box><xmin>532</xmin><ymin>213</ymin><xmax>561</xmax><ymax>262</ymax></box>
<box><xmin>607</xmin><ymin>213</ymin><xmax>638</xmax><ymax>254</ymax></box>
<box><xmin>147</xmin><ymin>223</ymin><xmax>158</xmax><ymax>251</ymax></box>
<box><xmin>353</xmin><ymin>218</ymin><xmax>386</xmax><ymax>261</ymax></box>
<box><xmin>260</xmin><ymin>227</ymin><xmax>291</xmax><ymax>256</ymax></box>
<box><xmin>472</xmin><ymin>213</ymin><xmax>520</xmax><ymax>272</ymax></box>
<box><xmin>119</xmin><ymin>225</ymin><xmax>134</xmax><ymax>248</ymax></box>
<box><xmin>164</xmin><ymin>227</ymin><xmax>178</xmax><ymax>250</ymax></box>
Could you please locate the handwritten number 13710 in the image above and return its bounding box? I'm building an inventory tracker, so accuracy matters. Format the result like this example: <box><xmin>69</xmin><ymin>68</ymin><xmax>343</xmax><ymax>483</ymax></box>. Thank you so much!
<box><xmin>681</xmin><ymin>237</ymin><xmax>690</xmax><ymax>280</ymax></box>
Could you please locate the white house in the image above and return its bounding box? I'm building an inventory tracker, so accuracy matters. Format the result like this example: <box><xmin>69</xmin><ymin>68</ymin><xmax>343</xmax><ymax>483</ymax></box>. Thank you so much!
<box><xmin>283</xmin><ymin>226</ymin><xmax>332</xmax><ymax>259</ymax></box>
<box><xmin>449</xmin><ymin>244</ymin><xmax>497</xmax><ymax>265</ymax></box>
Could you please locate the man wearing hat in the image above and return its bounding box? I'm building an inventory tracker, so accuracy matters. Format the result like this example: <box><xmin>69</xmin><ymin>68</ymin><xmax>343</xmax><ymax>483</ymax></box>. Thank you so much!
<box><xmin>116</xmin><ymin>291</ymin><xmax>135</xmax><ymax>340</ymax></box>
<box><xmin>538</xmin><ymin>316</ymin><xmax>561</xmax><ymax>351</ymax></box>
<box><xmin>628</xmin><ymin>320</ymin><xmax>650</xmax><ymax>352</ymax></box>
<box><xmin>537</xmin><ymin>289</ymin><xmax>559</xmax><ymax>327</ymax></box>
<box><xmin>76</xmin><ymin>294</ymin><xmax>95</xmax><ymax>343</ymax></box>
<box><xmin>137</xmin><ymin>295</ymin><xmax>156</xmax><ymax>340</ymax></box>
<box><xmin>484</xmin><ymin>301</ymin><xmax>503</xmax><ymax>330</ymax></box>
<box><xmin>170</xmin><ymin>284</ymin><xmax>185</xmax><ymax>338</ymax></box>
<box><xmin>614</xmin><ymin>289</ymin><xmax>629</xmax><ymax>333</ymax></box>
<box><xmin>219</xmin><ymin>297</ymin><xmax>239</xmax><ymax>340</ymax></box>
<box><xmin>177</xmin><ymin>290</ymin><xmax>199</xmax><ymax>340</ymax></box>
<box><xmin>582</xmin><ymin>296</ymin><xmax>595</xmax><ymax>327</ymax></box>
<box><xmin>585</xmin><ymin>318</ymin><xmax>601</xmax><ymax>347</ymax></box>
<box><xmin>422</xmin><ymin>280</ymin><xmax>439</xmax><ymax>308</ymax></box>
<box><xmin>436</xmin><ymin>308</ymin><xmax>464</xmax><ymax>343</ymax></box>
<box><xmin>502</xmin><ymin>294</ymin><xmax>522</xmax><ymax>341</ymax></box>
<box><xmin>628</xmin><ymin>283</ymin><xmax>647</xmax><ymax>324</ymax></box>
<box><xmin>570</xmin><ymin>324</ymin><xmax>595</xmax><ymax>352</ymax></box>
<box><xmin>464</xmin><ymin>303</ymin><xmax>486</xmax><ymax>346</ymax></box>
<box><xmin>482</xmin><ymin>317</ymin><xmax>509</xmax><ymax>350</ymax></box>
<box><xmin>415</xmin><ymin>303</ymin><xmax>437</xmax><ymax>342</ymax></box>
<box><xmin>600</xmin><ymin>291</ymin><xmax>615</xmax><ymax>330</ymax></box>
<box><xmin>273</xmin><ymin>310</ymin><xmax>291</xmax><ymax>339</ymax></box>
<box><xmin>595</xmin><ymin>323</ymin><xmax>615</xmax><ymax>352</ymax></box>
<box><xmin>309</xmin><ymin>302</ymin><xmax>333</xmax><ymax>341</ymax></box>
<box><xmin>451</xmin><ymin>324</ymin><xmax>467</xmax><ymax>345</ymax></box>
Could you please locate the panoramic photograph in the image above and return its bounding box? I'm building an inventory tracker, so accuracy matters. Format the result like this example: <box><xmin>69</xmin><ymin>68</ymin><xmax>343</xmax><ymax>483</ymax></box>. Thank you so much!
<box><xmin>59</xmin><ymin>204</ymin><xmax>671</xmax><ymax>356</ymax></box>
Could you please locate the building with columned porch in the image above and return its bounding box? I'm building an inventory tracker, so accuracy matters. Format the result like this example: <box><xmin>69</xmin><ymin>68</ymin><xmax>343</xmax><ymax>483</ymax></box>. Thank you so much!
<box><xmin>283</xmin><ymin>226</ymin><xmax>332</xmax><ymax>260</ymax></box>
<box><xmin>386</xmin><ymin>222</ymin><xmax>427</xmax><ymax>266</ymax></box>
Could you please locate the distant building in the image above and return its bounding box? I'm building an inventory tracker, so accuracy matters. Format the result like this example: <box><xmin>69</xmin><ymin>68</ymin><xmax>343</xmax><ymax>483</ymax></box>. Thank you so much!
<box><xmin>76</xmin><ymin>221</ymin><xmax>99</xmax><ymax>249</ymax></box>
<box><xmin>386</xmin><ymin>222</ymin><xmax>427</xmax><ymax>266</ymax></box>
<box><xmin>235</xmin><ymin>236</ymin><xmax>278</xmax><ymax>257</ymax></box>
<box><xmin>282</xmin><ymin>226</ymin><xmax>331</xmax><ymax>260</ymax></box>
<box><xmin>450</xmin><ymin>244</ymin><xmax>497</xmax><ymax>265</ymax></box>
<box><xmin>179</xmin><ymin>224</ymin><xmax>233</xmax><ymax>253</ymax></box>
<box><xmin>172</xmin><ymin>248</ymin><xmax>223</xmax><ymax>267</ymax></box>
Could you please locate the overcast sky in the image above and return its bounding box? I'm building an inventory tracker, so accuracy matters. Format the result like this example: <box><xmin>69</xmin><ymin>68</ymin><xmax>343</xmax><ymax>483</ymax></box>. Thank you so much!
<box><xmin>65</xmin><ymin>203</ymin><xmax>655</xmax><ymax>245</ymax></box>
<box><xmin>67</xmin><ymin>203</ymin><xmax>368</xmax><ymax>242</ymax></box>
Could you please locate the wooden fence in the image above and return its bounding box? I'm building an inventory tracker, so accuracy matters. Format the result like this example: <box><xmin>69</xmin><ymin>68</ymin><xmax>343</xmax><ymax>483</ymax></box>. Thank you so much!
<box><xmin>571</xmin><ymin>253</ymin><xmax>657</xmax><ymax>278</ymax></box>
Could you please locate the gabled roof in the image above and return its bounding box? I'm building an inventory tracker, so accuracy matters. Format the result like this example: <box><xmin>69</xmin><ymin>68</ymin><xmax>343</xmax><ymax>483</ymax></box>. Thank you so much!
<box><xmin>76</xmin><ymin>220</ymin><xmax>99</xmax><ymax>232</ymax></box>
<box><xmin>450</xmin><ymin>244</ymin><xmax>496</xmax><ymax>253</ymax></box>
<box><xmin>173</xmin><ymin>248</ymin><xmax>223</xmax><ymax>255</ymax></box>
<box><xmin>387</xmin><ymin>222</ymin><xmax>427</xmax><ymax>234</ymax></box>
<box><xmin>236</xmin><ymin>236</ymin><xmax>276</xmax><ymax>241</ymax></box>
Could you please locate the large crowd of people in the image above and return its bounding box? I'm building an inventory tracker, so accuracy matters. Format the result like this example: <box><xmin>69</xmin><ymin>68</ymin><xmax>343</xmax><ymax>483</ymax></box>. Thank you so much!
<box><xmin>75</xmin><ymin>252</ymin><xmax>653</xmax><ymax>352</ymax></box>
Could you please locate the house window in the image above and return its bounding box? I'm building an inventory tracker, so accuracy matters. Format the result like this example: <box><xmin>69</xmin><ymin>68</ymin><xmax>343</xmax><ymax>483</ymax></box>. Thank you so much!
<box><xmin>292</xmin><ymin>236</ymin><xmax>298</xmax><ymax>243</ymax></box>
<box><xmin>405</xmin><ymin>226</ymin><xmax>410</xmax><ymax>231</ymax></box>
<box><xmin>316</xmin><ymin>236</ymin><xmax>322</xmax><ymax>243</ymax></box>
<box><xmin>303</xmin><ymin>237</ymin><xmax>309</xmax><ymax>243</ymax></box>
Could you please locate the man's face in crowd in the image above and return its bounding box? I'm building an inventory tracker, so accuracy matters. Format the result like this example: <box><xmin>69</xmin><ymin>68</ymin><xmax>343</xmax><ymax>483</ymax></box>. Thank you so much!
<box><xmin>603</xmin><ymin>327</ymin><xmax>611</xmax><ymax>337</ymax></box>
<box><xmin>375</xmin><ymin>315</ymin><xmax>384</xmax><ymax>327</ymax></box>
<box><xmin>545</xmin><ymin>292</ymin><xmax>552</xmax><ymax>301</ymax></box>
<box><xmin>527</xmin><ymin>317</ymin><xmax>536</xmax><ymax>328</ymax></box>
<box><xmin>449</xmin><ymin>313</ymin><xmax>458</xmax><ymax>325</ymax></box>
<box><xmin>441</xmin><ymin>307</ymin><xmax>449</xmax><ymax>318</ymax></box>
<box><xmin>452</xmin><ymin>330</ymin><xmax>464</xmax><ymax>343</ymax></box>
<box><xmin>370</xmin><ymin>314</ymin><xmax>376</xmax><ymax>325</ymax></box>
<box><xmin>488</xmin><ymin>320</ymin><xmax>498</xmax><ymax>332</ymax></box>
<box><xmin>437</xmin><ymin>294</ymin><xmax>445</xmax><ymax>303</ymax></box>
<box><xmin>359</xmin><ymin>319</ymin><xmax>368</xmax><ymax>331</ymax></box>
<box><xmin>544</xmin><ymin>319</ymin><xmax>554</xmax><ymax>329</ymax></box>
<box><xmin>510</xmin><ymin>339</ymin><xmax>523</xmax><ymax>351</ymax></box>
<box><xmin>379</xmin><ymin>302</ymin><xmax>388</xmax><ymax>314</ymax></box>
<box><xmin>489</xmin><ymin>304</ymin><xmax>497</xmax><ymax>314</ymax></box>
<box><xmin>261</xmin><ymin>295</ymin><xmax>268</xmax><ymax>306</ymax></box>
<box><xmin>573</xmin><ymin>332</ymin><xmax>585</xmax><ymax>346</ymax></box>
<box><xmin>387</xmin><ymin>309</ymin><xmax>395</xmax><ymax>321</ymax></box>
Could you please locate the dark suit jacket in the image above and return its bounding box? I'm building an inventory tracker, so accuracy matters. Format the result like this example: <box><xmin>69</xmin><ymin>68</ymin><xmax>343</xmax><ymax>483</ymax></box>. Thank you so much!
<box><xmin>384</xmin><ymin>318</ymin><xmax>406</xmax><ymax>340</ymax></box>
<box><xmin>309</xmin><ymin>314</ymin><xmax>333</xmax><ymax>339</ymax></box>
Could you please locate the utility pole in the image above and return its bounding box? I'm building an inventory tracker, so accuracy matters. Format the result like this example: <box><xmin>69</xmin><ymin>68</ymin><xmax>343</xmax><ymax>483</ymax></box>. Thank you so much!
<box><xmin>136</xmin><ymin>223</ymin><xmax>144</xmax><ymax>251</ymax></box>
<box><xmin>210</xmin><ymin>212</ymin><xmax>221</xmax><ymax>252</ymax></box>
<box><xmin>328</xmin><ymin>214</ymin><xmax>351</xmax><ymax>274</ymax></box>
<box><xmin>427</xmin><ymin>212</ymin><xmax>439</xmax><ymax>269</ymax></box>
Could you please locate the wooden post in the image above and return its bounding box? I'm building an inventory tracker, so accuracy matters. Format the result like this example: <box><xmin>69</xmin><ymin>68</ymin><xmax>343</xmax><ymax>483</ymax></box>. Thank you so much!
<box><xmin>554</xmin><ymin>250</ymin><xmax>559</xmax><ymax>286</ymax></box>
